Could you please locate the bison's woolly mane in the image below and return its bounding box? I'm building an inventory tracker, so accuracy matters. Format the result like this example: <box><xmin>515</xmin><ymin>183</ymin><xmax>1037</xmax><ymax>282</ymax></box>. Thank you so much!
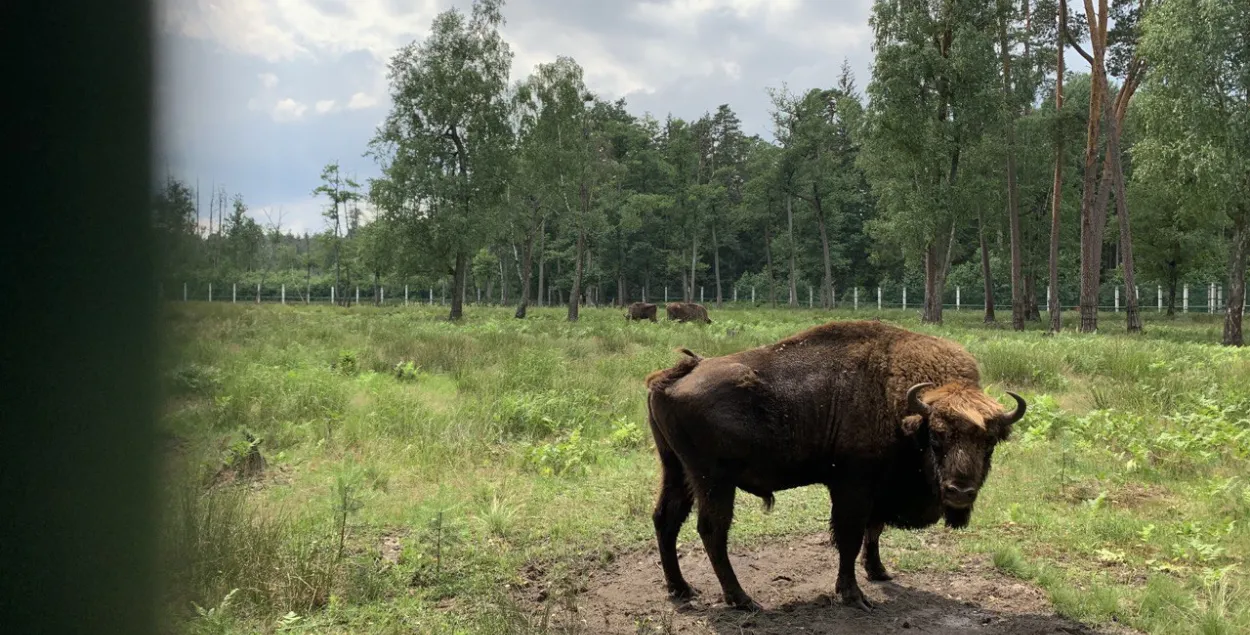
<box><xmin>643</xmin><ymin>348</ymin><xmax>702</xmax><ymax>392</ymax></box>
<box><xmin>923</xmin><ymin>383</ymin><xmax>1005</xmax><ymax>429</ymax></box>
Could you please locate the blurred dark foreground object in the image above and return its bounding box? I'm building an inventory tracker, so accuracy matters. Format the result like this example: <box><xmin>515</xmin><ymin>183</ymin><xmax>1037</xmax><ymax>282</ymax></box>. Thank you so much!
<box><xmin>1</xmin><ymin>1</ymin><xmax>159</xmax><ymax>634</ymax></box>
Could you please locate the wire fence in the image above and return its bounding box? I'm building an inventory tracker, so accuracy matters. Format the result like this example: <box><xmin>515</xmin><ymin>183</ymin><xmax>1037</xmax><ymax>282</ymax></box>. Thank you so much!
<box><xmin>163</xmin><ymin>281</ymin><xmax>1245</xmax><ymax>315</ymax></box>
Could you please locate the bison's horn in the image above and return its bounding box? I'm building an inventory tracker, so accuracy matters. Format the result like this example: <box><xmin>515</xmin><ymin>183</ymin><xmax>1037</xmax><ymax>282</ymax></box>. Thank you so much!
<box><xmin>906</xmin><ymin>383</ymin><xmax>934</xmax><ymax>416</ymax></box>
<box><xmin>997</xmin><ymin>391</ymin><xmax>1027</xmax><ymax>425</ymax></box>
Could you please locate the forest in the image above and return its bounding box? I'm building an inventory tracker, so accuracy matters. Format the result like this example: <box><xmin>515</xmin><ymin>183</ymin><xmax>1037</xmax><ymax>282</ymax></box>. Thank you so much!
<box><xmin>153</xmin><ymin>0</ymin><xmax>1248</xmax><ymax>344</ymax></box>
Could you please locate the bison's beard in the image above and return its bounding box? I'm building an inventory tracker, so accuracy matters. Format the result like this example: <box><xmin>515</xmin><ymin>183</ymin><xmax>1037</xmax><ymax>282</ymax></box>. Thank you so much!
<box><xmin>943</xmin><ymin>505</ymin><xmax>973</xmax><ymax>529</ymax></box>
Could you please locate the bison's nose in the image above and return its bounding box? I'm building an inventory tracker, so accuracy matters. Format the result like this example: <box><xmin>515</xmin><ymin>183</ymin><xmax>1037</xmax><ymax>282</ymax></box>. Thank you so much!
<box><xmin>942</xmin><ymin>483</ymin><xmax>977</xmax><ymax>507</ymax></box>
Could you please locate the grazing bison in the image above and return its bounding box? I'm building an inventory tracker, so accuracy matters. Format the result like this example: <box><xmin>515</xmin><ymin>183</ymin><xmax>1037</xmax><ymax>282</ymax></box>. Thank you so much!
<box><xmin>665</xmin><ymin>302</ymin><xmax>711</xmax><ymax>324</ymax></box>
<box><xmin>625</xmin><ymin>301</ymin><xmax>658</xmax><ymax>322</ymax></box>
<box><xmin>644</xmin><ymin>320</ymin><xmax>1025</xmax><ymax>612</ymax></box>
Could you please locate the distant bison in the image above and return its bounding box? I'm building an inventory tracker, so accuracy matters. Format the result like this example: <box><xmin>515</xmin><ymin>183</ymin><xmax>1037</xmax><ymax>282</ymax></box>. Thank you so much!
<box><xmin>665</xmin><ymin>302</ymin><xmax>711</xmax><ymax>324</ymax></box>
<box><xmin>625</xmin><ymin>301</ymin><xmax>658</xmax><ymax>322</ymax></box>
<box><xmin>644</xmin><ymin>320</ymin><xmax>1025</xmax><ymax>611</ymax></box>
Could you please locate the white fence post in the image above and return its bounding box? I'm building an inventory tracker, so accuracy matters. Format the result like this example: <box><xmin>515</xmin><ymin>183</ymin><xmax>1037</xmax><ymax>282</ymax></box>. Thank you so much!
<box><xmin>902</xmin><ymin>286</ymin><xmax>907</xmax><ymax>310</ymax></box>
<box><xmin>877</xmin><ymin>286</ymin><xmax>882</xmax><ymax>310</ymax></box>
<box><xmin>281</xmin><ymin>284</ymin><xmax>286</xmax><ymax>305</ymax></box>
<box><xmin>809</xmin><ymin>286</ymin><xmax>813</xmax><ymax>308</ymax></box>
<box><xmin>956</xmin><ymin>286</ymin><xmax>960</xmax><ymax>311</ymax></box>
<box><xmin>232</xmin><ymin>283</ymin><xmax>237</xmax><ymax>304</ymax></box>
<box><xmin>1135</xmin><ymin>285</ymin><xmax>1140</xmax><ymax>302</ymax></box>
<box><xmin>854</xmin><ymin>287</ymin><xmax>859</xmax><ymax>311</ymax></box>
<box><xmin>665</xmin><ymin>287</ymin><xmax>668</xmax><ymax>303</ymax></box>
<box><xmin>752</xmin><ymin>287</ymin><xmax>756</xmax><ymax>303</ymax></box>
<box><xmin>208</xmin><ymin>283</ymin><xmax>212</xmax><ymax>302</ymax></box>
<box><xmin>257</xmin><ymin>283</ymin><xmax>261</xmax><ymax>304</ymax></box>
<box><xmin>1218</xmin><ymin>285</ymin><xmax>1223</xmax><ymax>311</ymax></box>
<box><xmin>405</xmin><ymin>285</ymin><xmax>409</xmax><ymax>306</ymax></box>
<box><xmin>701</xmin><ymin>286</ymin><xmax>705</xmax><ymax>303</ymax></box>
<box><xmin>1115</xmin><ymin>286</ymin><xmax>1120</xmax><ymax>312</ymax></box>
<box><xmin>356</xmin><ymin>287</ymin><xmax>360</xmax><ymax>305</ymax></box>
<box><xmin>381</xmin><ymin>287</ymin><xmax>385</xmax><ymax>305</ymax></box>
<box><xmin>1183</xmin><ymin>284</ymin><xmax>1189</xmax><ymax>312</ymax></box>
<box><xmin>1158</xmin><ymin>285</ymin><xmax>1162</xmax><ymax>312</ymax></box>
<box><xmin>331</xmin><ymin>286</ymin><xmax>336</xmax><ymax>305</ymax></box>
<box><xmin>733</xmin><ymin>287</ymin><xmax>738</xmax><ymax>302</ymax></box>
<box><xmin>429</xmin><ymin>288</ymin><xmax>433</xmax><ymax>306</ymax></box>
<box><xmin>183</xmin><ymin>282</ymin><xmax>187</xmax><ymax>302</ymax></box>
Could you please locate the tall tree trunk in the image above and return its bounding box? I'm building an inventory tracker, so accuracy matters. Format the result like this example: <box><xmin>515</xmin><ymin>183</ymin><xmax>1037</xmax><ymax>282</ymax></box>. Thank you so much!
<box><xmin>980</xmin><ymin>209</ymin><xmax>996</xmax><ymax>322</ymax></box>
<box><xmin>1049</xmin><ymin>3</ymin><xmax>1065</xmax><ymax>333</ymax></box>
<box><xmin>815</xmin><ymin>199</ymin><xmax>833</xmax><ymax>310</ymax></box>
<box><xmin>1166</xmin><ymin>265</ymin><xmax>1177</xmax><ymax>316</ymax></box>
<box><xmin>1103</xmin><ymin>107</ymin><xmax>1141</xmax><ymax>333</ymax></box>
<box><xmin>1000</xmin><ymin>0</ymin><xmax>1026</xmax><ymax>331</ymax></box>
<box><xmin>449</xmin><ymin>251</ymin><xmax>467</xmax><ymax>321</ymax></box>
<box><xmin>568</xmin><ymin>225</ymin><xmax>585</xmax><ymax>321</ymax></box>
<box><xmin>536</xmin><ymin>219</ymin><xmax>546</xmax><ymax>307</ymax></box>
<box><xmin>923</xmin><ymin>222</ymin><xmax>953</xmax><ymax>324</ymax></box>
<box><xmin>787</xmin><ymin>194</ymin><xmax>797</xmax><ymax>307</ymax></box>
<box><xmin>515</xmin><ymin>229</ymin><xmax>534</xmax><ymax>319</ymax></box>
<box><xmin>765</xmin><ymin>222</ymin><xmax>775</xmax><ymax>307</ymax></box>
<box><xmin>1077</xmin><ymin>56</ymin><xmax>1108</xmax><ymax>330</ymax></box>
<box><xmin>688</xmin><ymin>233</ymin><xmax>698</xmax><ymax>303</ymax></box>
<box><xmin>1224</xmin><ymin>216</ymin><xmax>1248</xmax><ymax>347</ymax></box>
<box><xmin>712</xmin><ymin>222</ymin><xmax>722</xmax><ymax>308</ymax></box>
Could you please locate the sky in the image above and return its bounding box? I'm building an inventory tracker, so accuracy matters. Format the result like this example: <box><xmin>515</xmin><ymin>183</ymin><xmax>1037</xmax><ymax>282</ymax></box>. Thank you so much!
<box><xmin>156</xmin><ymin>0</ymin><xmax>881</xmax><ymax>235</ymax></box>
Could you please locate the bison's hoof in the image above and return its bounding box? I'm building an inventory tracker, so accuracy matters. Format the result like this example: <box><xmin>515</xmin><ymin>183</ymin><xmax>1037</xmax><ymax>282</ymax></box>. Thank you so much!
<box><xmin>838</xmin><ymin>588</ymin><xmax>874</xmax><ymax>612</ymax></box>
<box><xmin>667</xmin><ymin>583</ymin><xmax>698</xmax><ymax>601</ymax></box>
<box><xmin>865</xmin><ymin>566</ymin><xmax>893</xmax><ymax>582</ymax></box>
<box><xmin>726</xmin><ymin>594</ymin><xmax>763</xmax><ymax>612</ymax></box>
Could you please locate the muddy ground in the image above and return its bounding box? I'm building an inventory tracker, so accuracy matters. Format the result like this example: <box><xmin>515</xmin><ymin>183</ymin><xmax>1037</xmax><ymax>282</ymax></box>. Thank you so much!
<box><xmin>518</xmin><ymin>533</ymin><xmax>1135</xmax><ymax>635</ymax></box>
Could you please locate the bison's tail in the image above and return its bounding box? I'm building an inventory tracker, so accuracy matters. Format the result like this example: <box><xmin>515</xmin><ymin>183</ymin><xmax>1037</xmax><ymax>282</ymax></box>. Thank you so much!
<box><xmin>644</xmin><ymin>348</ymin><xmax>703</xmax><ymax>392</ymax></box>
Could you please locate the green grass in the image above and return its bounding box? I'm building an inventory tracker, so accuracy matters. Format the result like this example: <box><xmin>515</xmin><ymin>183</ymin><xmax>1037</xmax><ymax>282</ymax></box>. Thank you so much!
<box><xmin>157</xmin><ymin>303</ymin><xmax>1250</xmax><ymax>634</ymax></box>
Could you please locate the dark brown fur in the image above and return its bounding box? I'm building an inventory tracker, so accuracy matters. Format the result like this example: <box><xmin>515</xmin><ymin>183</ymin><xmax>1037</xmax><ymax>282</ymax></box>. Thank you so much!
<box><xmin>665</xmin><ymin>302</ymin><xmax>711</xmax><ymax>324</ymax></box>
<box><xmin>625</xmin><ymin>301</ymin><xmax>658</xmax><ymax>322</ymax></box>
<box><xmin>645</xmin><ymin>320</ymin><xmax>1025</xmax><ymax>612</ymax></box>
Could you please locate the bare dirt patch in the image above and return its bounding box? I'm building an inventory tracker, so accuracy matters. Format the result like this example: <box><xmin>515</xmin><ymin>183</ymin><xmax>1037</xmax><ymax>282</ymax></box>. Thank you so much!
<box><xmin>520</xmin><ymin>533</ymin><xmax>1134</xmax><ymax>634</ymax></box>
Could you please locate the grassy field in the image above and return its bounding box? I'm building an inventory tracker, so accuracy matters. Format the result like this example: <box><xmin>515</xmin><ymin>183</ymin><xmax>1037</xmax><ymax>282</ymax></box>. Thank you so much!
<box><xmin>157</xmin><ymin>303</ymin><xmax>1250</xmax><ymax>634</ymax></box>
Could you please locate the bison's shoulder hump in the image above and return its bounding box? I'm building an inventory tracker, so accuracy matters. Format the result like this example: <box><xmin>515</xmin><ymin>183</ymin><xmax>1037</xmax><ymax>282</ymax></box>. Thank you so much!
<box><xmin>664</xmin><ymin>359</ymin><xmax>770</xmax><ymax>403</ymax></box>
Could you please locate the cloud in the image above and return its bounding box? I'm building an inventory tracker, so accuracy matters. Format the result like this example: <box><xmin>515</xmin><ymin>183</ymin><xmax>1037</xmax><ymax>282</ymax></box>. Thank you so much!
<box><xmin>159</xmin><ymin>0</ymin><xmax>879</xmax><ymax>232</ymax></box>
<box><xmin>347</xmin><ymin>92</ymin><xmax>378</xmax><ymax>110</ymax></box>
<box><xmin>160</xmin><ymin>0</ymin><xmax>441</xmax><ymax>63</ymax></box>
<box><xmin>271</xmin><ymin>98</ymin><xmax>308</xmax><ymax>122</ymax></box>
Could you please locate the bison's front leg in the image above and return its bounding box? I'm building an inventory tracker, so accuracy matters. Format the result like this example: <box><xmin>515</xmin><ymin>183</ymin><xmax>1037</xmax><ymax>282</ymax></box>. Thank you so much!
<box><xmin>829</xmin><ymin>488</ymin><xmax>875</xmax><ymax>611</ymax></box>
<box><xmin>861</xmin><ymin>521</ymin><xmax>892</xmax><ymax>581</ymax></box>
<box><xmin>695</xmin><ymin>482</ymin><xmax>762</xmax><ymax>611</ymax></box>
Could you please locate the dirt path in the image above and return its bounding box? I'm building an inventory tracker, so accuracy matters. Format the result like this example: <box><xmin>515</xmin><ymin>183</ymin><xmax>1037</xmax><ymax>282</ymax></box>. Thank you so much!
<box><xmin>519</xmin><ymin>533</ymin><xmax>1132</xmax><ymax>634</ymax></box>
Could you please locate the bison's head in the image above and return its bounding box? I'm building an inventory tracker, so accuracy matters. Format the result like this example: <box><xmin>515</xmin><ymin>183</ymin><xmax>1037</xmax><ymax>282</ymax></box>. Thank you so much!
<box><xmin>903</xmin><ymin>382</ymin><xmax>1026</xmax><ymax>529</ymax></box>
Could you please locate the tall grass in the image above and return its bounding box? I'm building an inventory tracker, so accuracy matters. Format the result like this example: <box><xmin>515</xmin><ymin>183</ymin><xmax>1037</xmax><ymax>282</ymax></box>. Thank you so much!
<box><xmin>159</xmin><ymin>304</ymin><xmax>1250</xmax><ymax>633</ymax></box>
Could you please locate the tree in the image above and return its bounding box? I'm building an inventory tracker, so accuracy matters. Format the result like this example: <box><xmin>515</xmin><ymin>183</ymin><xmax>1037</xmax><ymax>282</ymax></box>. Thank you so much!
<box><xmin>773</xmin><ymin>69</ymin><xmax>864</xmax><ymax>310</ymax></box>
<box><xmin>313</xmin><ymin>162</ymin><xmax>361</xmax><ymax>304</ymax></box>
<box><xmin>1067</xmin><ymin>0</ymin><xmax>1150</xmax><ymax>332</ymax></box>
<box><xmin>1135</xmin><ymin>0</ymin><xmax>1250</xmax><ymax>345</ymax></box>
<box><xmin>861</xmin><ymin>0</ymin><xmax>1001</xmax><ymax>323</ymax></box>
<box><xmin>367</xmin><ymin>0</ymin><xmax>514</xmax><ymax>321</ymax></box>
<box><xmin>509</xmin><ymin>57</ymin><xmax>587</xmax><ymax>318</ymax></box>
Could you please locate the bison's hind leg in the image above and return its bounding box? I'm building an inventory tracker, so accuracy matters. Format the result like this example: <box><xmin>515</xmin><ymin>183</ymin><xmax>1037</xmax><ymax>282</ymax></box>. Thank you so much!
<box><xmin>861</xmin><ymin>520</ymin><xmax>892</xmax><ymax>582</ymax></box>
<box><xmin>652</xmin><ymin>446</ymin><xmax>697</xmax><ymax>600</ymax></box>
<box><xmin>693</xmin><ymin>479</ymin><xmax>762</xmax><ymax>612</ymax></box>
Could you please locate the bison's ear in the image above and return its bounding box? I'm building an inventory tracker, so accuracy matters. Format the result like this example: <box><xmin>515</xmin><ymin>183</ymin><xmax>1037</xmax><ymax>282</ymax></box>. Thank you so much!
<box><xmin>901</xmin><ymin>414</ymin><xmax>930</xmax><ymax>448</ymax></box>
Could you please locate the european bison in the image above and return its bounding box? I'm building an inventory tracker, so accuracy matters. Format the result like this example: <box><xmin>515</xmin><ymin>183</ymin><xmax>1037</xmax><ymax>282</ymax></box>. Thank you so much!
<box><xmin>644</xmin><ymin>320</ymin><xmax>1025</xmax><ymax>612</ymax></box>
<box><xmin>625</xmin><ymin>301</ymin><xmax>658</xmax><ymax>322</ymax></box>
<box><xmin>665</xmin><ymin>302</ymin><xmax>711</xmax><ymax>324</ymax></box>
